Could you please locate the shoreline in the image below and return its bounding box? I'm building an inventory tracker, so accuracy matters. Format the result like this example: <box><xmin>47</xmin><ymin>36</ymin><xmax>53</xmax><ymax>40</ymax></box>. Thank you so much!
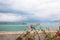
<box><xmin>0</xmin><ymin>30</ymin><xmax>57</xmax><ymax>34</ymax></box>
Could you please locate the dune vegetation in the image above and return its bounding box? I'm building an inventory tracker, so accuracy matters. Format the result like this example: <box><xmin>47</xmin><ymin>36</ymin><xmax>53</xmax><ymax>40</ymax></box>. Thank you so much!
<box><xmin>16</xmin><ymin>23</ymin><xmax>60</xmax><ymax>40</ymax></box>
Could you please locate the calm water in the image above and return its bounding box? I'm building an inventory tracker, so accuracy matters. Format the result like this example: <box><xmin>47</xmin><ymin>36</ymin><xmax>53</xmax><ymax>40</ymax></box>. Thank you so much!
<box><xmin>0</xmin><ymin>22</ymin><xmax>60</xmax><ymax>31</ymax></box>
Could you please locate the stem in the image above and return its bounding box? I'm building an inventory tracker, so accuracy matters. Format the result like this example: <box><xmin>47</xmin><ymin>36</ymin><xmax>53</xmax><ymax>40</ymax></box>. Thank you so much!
<box><xmin>19</xmin><ymin>26</ymin><xmax>28</xmax><ymax>37</ymax></box>
<box><xmin>34</xmin><ymin>24</ymin><xmax>41</xmax><ymax>40</ymax></box>
<box><xmin>35</xmin><ymin>30</ymin><xmax>40</xmax><ymax>40</ymax></box>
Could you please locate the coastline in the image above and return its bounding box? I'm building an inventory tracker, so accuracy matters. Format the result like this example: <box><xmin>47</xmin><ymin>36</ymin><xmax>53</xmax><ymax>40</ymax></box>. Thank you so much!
<box><xmin>0</xmin><ymin>30</ymin><xmax>57</xmax><ymax>34</ymax></box>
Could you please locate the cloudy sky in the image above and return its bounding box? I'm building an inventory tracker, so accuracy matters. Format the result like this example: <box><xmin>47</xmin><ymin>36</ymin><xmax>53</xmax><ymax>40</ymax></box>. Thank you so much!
<box><xmin>0</xmin><ymin>0</ymin><xmax>60</xmax><ymax>23</ymax></box>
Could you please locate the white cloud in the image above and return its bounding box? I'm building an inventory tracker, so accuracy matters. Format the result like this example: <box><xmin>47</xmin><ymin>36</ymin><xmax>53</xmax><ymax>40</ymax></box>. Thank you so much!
<box><xmin>0</xmin><ymin>0</ymin><xmax>13</xmax><ymax>4</ymax></box>
<box><xmin>11</xmin><ymin>0</ymin><xmax>60</xmax><ymax>21</ymax></box>
<box><xmin>0</xmin><ymin>0</ymin><xmax>60</xmax><ymax>21</ymax></box>
<box><xmin>0</xmin><ymin>13</ymin><xmax>27</xmax><ymax>22</ymax></box>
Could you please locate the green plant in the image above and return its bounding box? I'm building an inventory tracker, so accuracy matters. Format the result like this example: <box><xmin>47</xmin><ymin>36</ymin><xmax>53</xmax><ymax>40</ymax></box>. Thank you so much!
<box><xmin>16</xmin><ymin>37</ymin><xmax>22</xmax><ymax>40</ymax></box>
<box><xmin>16</xmin><ymin>23</ymin><xmax>60</xmax><ymax>40</ymax></box>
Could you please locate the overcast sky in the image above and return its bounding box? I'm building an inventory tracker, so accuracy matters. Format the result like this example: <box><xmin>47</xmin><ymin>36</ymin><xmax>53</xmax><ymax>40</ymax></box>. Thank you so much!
<box><xmin>0</xmin><ymin>0</ymin><xmax>60</xmax><ymax>22</ymax></box>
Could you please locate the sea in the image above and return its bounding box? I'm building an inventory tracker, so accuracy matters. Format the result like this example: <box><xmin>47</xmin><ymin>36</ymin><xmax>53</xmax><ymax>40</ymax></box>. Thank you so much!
<box><xmin>0</xmin><ymin>22</ymin><xmax>60</xmax><ymax>31</ymax></box>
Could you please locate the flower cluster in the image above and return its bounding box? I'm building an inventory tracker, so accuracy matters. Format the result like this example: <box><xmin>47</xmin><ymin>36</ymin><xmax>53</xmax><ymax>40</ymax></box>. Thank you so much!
<box><xmin>30</xmin><ymin>25</ymin><xmax>33</xmax><ymax>29</ymax></box>
<box><xmin>56</xmin><ymin>31</ymin><xmax>60</xmax><ymax>37</ymax></box>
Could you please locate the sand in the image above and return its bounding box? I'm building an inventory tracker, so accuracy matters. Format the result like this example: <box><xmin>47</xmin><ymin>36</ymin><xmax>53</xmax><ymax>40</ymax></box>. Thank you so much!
<box><xmin>0</xmin><ymin>30</ymin><xmax>57</xmax><ymax>40</ymax></box>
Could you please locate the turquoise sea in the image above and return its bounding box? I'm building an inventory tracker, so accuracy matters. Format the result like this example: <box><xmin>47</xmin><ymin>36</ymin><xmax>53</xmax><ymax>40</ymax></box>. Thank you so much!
<box><xmin>0</xmin><ymin>22</ymin><xmax>60</xmax><ymax>31</ymax></box>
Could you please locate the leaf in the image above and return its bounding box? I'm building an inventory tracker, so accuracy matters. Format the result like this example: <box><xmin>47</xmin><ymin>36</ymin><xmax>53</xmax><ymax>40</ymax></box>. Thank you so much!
<box><xmin>35</xmin><ymin>23</ymin><xmax>40</xmax><ymax>26</ymax></box>
<box><xmin>46</xmin><ymin>27</ymin><xmax>50</xmax><ymax>30</ymax></box>
<box><xmin>41</xmin><ymin>29</ymin><xmax>46</xmax><ymax>34</ymax></box>
<box><xmin>16</xmin><ymin>37</ymin><xmax>22</xmax><ymax>40</ymax></box>
<box><xmin>28</xmin><ymin>38</ymin><xmax>34</xmax><ymax>40</ymax></box>
<box><xmin>23</xmin><ymin>31</ymin><xmax>30</xmax><ymax>37</ymax></box>
<box><xmin>46</xmin><ymin>33</ymin><xmax>53</xmax><ymax>40</ymax></box>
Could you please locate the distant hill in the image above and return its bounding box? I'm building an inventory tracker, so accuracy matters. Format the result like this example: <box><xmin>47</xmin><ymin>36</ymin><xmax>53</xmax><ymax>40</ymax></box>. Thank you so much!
<box><xmin>0</xmin><ymin>22</ymin><xmax>26</xmax><ymax>25</ymax></box>
<box><xmin>53</xmin><ymin>20</ymin><xmax>60</xmax><ymax>22</ymax></box>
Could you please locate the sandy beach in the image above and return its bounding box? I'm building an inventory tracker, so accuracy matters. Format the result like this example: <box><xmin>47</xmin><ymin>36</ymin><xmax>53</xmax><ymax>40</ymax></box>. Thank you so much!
<box><xmin>0</xmin><ymin>30</ymin><xmax>57</xmax><ymax>34</ymax></box>
<box><xmin>0</xmin><ymin>30</ymin><xmax>57</xmax><ymax>40</ymax></box>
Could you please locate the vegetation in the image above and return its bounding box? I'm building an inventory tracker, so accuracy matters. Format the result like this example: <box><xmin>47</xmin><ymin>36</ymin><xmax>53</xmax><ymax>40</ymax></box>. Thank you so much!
<box><xmin>16</xmin><ymin>23</ymin><xmax>60</xmax><ymax>40</ymax></box>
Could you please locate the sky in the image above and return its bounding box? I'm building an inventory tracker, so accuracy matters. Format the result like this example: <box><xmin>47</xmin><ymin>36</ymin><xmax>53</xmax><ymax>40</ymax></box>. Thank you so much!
<box><xmin>0</xmin><ymin>0</ymin><xmax>60</xmax><ymax>23</ymax></box>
